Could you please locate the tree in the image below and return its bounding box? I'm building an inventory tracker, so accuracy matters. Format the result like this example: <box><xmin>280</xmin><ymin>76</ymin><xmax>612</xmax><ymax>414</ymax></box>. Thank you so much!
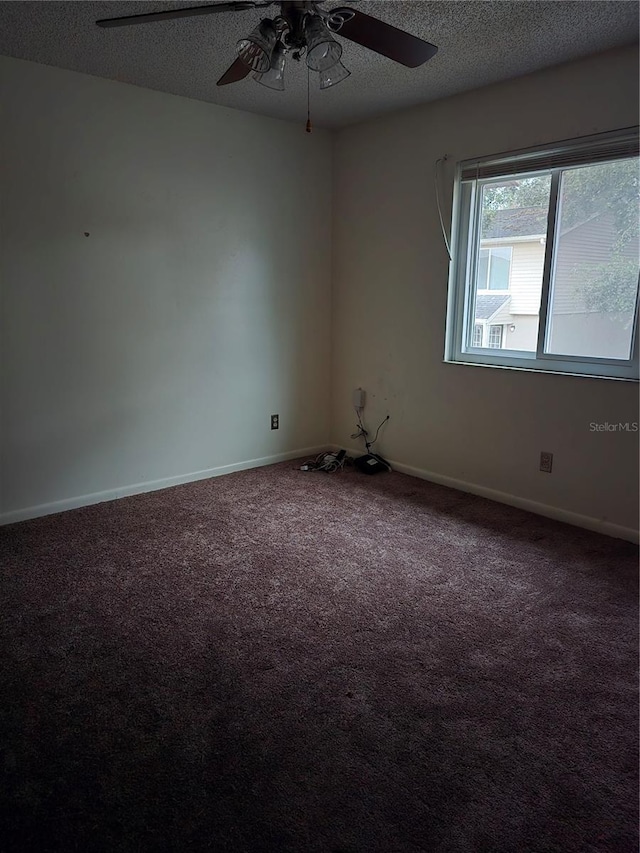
<box><xmin>561</xmin><ymin>160</ymin><xmax>639</xmax><ymax>319</ymax></box>
<box><xmin>576</xmin><ymin>256</ymin><xmax>638</xmax><ymax>320</ymax></box>
<box><xmin>481</xmin><ymin>158</ymin><xmax>639</xmax><ymax>318</ymax></box>
<box><xmin>482</xmin><ymin>159</ymin><xmax>637</xmax><ymax>243</ymax></box>
<box><xmin>482</xmin><ymin>175</ymin><xmax>550</xmax><ymax>214</ymax></box>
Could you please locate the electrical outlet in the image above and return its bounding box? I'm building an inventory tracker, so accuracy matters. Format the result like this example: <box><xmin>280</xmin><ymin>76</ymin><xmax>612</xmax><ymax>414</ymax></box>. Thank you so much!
<box><xmin>540</xmin><ymin>451</ymin><xmax>553</xmax><ymax>473</ymax></box>
<box><xmin>271</xmin><ymin>414</ymin><xmax>279</xmax><ymax>430</ymax></box>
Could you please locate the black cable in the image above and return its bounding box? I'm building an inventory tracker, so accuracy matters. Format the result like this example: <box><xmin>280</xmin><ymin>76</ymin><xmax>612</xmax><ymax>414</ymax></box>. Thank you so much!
<box><xmin>356</xmin><ymin>407</ymin><xmax>372</xmax><ymax>452</ymax></box>
<box><xmin>351</xmin><ymin>407</ymin><xmax>368</xmax><ymax>441</ymax></box>
<box><xmin>352</xmin><ymin>408</ymin><xmax>389</xmax><ymax>455</ymax></box>
<box><xmin>369</xmin><ymin>415</ymin><xmax>390</xmax><ymax>448</ymax></box>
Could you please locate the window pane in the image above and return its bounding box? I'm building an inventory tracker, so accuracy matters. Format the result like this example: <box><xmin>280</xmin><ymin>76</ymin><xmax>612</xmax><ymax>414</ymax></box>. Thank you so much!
<box><xmin>488</xmin><ymin>325</ymin><xmax>503</xmax><ymax>348</ymax></box>
<box><xmin>472</xmin><ymin>324</ymin><xmax>483</xmax><ymax>347</ymax></box>
<box><xmin>469</xmin><ymin>175</ymin><xmax>551</xmax><ymax>352</ymax></box>
<box><xmin>477</xmin><ymin>249</ymin><xmax>489</xmax><ymax>290</ymax></box>
<box><xmin>546</xmin><ymin>158</ymin><xmax>639</xmax><ymax>360</ymax></box>
<box><xmin>488</xmin><ymin>247</ymin><xmax>512</xmax><ymax>290</ymax></box>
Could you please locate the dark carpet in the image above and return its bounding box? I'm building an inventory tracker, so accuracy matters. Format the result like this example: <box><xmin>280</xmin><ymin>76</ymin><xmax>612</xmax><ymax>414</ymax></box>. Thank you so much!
<box><xmin>1</xmin><ymin>461</ymin><xmax>638</xmax><ymax>853</ymax></box>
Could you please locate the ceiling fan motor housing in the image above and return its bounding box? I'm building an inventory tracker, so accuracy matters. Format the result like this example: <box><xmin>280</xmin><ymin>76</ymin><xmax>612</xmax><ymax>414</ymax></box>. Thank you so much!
<box><xmin>279</xmin><ymin>1</ymin><xmax>318</xmax><ymax>49</ymax></box>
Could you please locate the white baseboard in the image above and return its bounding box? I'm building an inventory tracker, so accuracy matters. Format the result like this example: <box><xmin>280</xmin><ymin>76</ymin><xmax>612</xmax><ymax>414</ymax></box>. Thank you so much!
<box><xmin>0</xmin><ymin>445</ymin><xmax>328</xmax><ymax>526</ymax></box>
<box><xmin>6</xmin><ymin>443</ymin><xmax>637</xmax><ymax>545</ymax></box>
<box><xmin>332</xmin><ymin>444</ymin><xmax>639</xmax><ymax>544</ymax></box>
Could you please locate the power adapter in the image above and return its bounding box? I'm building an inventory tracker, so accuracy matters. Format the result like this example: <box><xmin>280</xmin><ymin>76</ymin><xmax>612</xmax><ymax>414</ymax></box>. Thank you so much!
<box><xmin>353</xmin><ymin>387</ymin><xmax>366</xmax><ymax>408</ymax></box>
<box><xmin>354</xmin><ymin>453</ymin><xmax>391</xmax><ymax>474</ymax></box>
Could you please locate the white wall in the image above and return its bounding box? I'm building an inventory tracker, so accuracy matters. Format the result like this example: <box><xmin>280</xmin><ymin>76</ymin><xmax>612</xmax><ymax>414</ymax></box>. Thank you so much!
<box><xmin>331</xmin><ymin>45</ymin><xmax>639</xmax><ymax>537</ymax></box>
<box><xmin>0</xmin><ymin>56</ymin><xmax>332</xmax><ymax>520</ymax></box>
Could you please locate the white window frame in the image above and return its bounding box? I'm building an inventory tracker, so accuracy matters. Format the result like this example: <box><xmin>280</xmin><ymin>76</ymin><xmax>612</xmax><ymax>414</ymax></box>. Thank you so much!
<box><xmin>445</xmin><ymin>127</ymin><xmax>640</xmax><ymax>380</ymax></box>
<box><xmin>488</xmin><ymin>324</ymin><xmax>504</xmax><ymax>349</ymax></box>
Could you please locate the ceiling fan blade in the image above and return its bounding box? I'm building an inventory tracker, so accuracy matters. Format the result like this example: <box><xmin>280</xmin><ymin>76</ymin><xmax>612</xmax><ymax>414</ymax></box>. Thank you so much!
<box><xmin>96</xmin><ymin>1</ymin><xmax>273</xmax><ymax>29</ymax></box>
<box><xmin>331</xmin><ymin>7</ymin><xmax>438</xmax><ymax>68</ymax></box>
<box><xmin>216</xmin><ymin>56</ymin><xmax>252</xmax><ymax>86</ymax></box>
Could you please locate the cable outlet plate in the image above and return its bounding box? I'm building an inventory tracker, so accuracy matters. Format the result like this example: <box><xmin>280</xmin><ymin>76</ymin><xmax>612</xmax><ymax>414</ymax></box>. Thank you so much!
<box><xmin>271</xmin><ymin>414</ymin><xmax>279</xmax><ymax>430</ymax></box>
<box><xmin>540</xmin><ymin>451</ymin><xmax>553</xmax><ymax>473</ymax></box>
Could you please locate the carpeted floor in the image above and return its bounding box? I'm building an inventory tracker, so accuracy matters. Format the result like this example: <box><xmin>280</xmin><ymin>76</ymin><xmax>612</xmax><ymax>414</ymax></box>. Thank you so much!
<box><xmin>0</xmin><ymin>461</ymin><xmax>638</xmax><ymax>853</ymax></box>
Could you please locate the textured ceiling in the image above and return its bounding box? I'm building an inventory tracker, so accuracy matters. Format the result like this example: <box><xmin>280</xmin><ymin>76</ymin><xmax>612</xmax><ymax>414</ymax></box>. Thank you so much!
<box><xmin>0</xmin><ymin>1</ymin><xmax>638</xmax><ymax>128</ymax></box>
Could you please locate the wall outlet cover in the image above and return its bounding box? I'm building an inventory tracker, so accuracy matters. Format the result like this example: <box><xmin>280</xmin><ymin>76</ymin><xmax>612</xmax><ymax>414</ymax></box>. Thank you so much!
<box><xmin>540</xmin><ymin>451</ymin><xmax>553</xmax><ymax>473</ymax></box>
<box><xmin>352</xmin><ymin>388</ymin><xmax>366</xmax><ymax>408</ymax></box>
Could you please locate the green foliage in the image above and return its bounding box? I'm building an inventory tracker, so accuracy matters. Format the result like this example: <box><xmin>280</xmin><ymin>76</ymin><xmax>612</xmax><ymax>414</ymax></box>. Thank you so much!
<box><xmin>481</xmin><ymin>158</ymin><xmax>638</xmax><ymax>248</ymax></box>
<box><xmin>561</xmin><ymin>159</ymin><xmax>638</xmax><ymax>248</ymax></box>
<box><xmin>563</xmin><ymin>161</ymin><xmax>639</xmax><ymax>318</ymax></box>
<box><xmin>482</xmin><ymin>158</ymin><xmax>639</xmax><ymax>318</ymax></box>
<box><xmin>573</xmin><ymin>256</ymin><xmax>639</xmax><ymax>320</ymax></box>
<box><xmin>481</xmin><ymin>175</ymin><xmax>550</xmax><ymax>235</ymax></box>
<box><xmin>483</xmin><ymin>175</ymin><xmax>550</xmax><ymax>212</ymax></box>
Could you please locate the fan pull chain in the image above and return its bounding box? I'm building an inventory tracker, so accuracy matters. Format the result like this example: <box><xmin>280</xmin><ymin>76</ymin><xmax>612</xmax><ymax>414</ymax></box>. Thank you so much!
<box><xmin>306</xmin><ymin>64</ymin><xmax>312</xmax><ymax>133</ymax></box>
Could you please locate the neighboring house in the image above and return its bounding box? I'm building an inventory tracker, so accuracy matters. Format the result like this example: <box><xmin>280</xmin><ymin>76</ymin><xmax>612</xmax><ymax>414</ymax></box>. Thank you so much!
<box><xmin>473</xmin><ymin>207</ymin><xmax>546</xmax><ymax>352</ymax></box>
<box><xmin>472</xmin><ymin>207</ymin><xmax>637</xmax><ymax>358</ymax></box>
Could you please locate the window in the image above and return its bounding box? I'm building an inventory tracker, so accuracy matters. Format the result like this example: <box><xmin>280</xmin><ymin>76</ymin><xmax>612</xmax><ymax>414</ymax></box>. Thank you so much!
<box><xmin>488</xmin><ymin>325</ymin><xmax>503</xmax><ymax>348</ymax></box>
<box><xmin>446</xmin><ymin>128</ymin><xmax>640</xmax><ymax>380</ymax></box>
<box><xmin>478</xmin><ymin>247</ymin><xmax>512</xmax><ymax>291</ymax></box>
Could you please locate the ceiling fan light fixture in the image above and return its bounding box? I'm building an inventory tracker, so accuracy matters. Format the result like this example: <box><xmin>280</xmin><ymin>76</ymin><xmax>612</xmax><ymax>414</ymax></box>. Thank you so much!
<box><xmin>237</xmin><ymin>18</ymin><xmax>277</xmax><ymax>73</ymax></box>
<box><xmin>304</xmin><ymin>14</ymin><xmax>342</xmax><ymax>72</ymax></box>
<box><xmin>253</xmin><ymin>41</ymin><xmax>286</xmax><ymax>90</ymax></box>
<box><xmin>319</xmin><ymin>59</ymin><xmax>351</xmax><ymax>89</ymax></box>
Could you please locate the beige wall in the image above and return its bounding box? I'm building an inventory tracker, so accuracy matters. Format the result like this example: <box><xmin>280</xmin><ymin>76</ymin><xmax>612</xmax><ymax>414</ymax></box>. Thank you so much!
<box><xmin>0</xmin><ymin>57</ymin><xmax>332</xmax><ymax>519</ymax></box>
<box><xmin>504</xmin><ymin>316</ymin><xmax>540</xmax><ymax>352</ymax></box>
<box><xmin>509</xmin><ymin>241</ymin><xmax>545</xmax><ymax>315</ymax></box>
<box><xmin>1</xmin><ymin>47</ymin><xmax>638</xmax><ymax>537</ymax></box>
<box><xmin>331</xmin><ymin>45</ymin><xmax>639</xmax><ymax>536</ymax></box>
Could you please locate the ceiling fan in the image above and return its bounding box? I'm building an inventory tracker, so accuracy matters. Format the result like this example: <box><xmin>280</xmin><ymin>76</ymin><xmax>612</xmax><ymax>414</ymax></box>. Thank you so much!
<box><xmin>96</xmin><ymin>2</ymin><xmax>438</xmax><ymax>92</ymax></box>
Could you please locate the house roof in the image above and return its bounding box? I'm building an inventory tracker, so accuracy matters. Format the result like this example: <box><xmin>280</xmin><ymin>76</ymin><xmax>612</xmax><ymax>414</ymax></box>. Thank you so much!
<box><xmin>482</xmin><ymin>207</ymin><xmax>547</xmax><ymax>239</ymax></box>
<box><xmin>475</xmin><ymin>294</ymin><xmax>510</xmax><ymax>320</ymax></box>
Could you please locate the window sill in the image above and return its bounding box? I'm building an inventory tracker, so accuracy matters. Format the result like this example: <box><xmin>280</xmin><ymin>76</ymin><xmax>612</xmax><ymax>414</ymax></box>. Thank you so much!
<box><xmin>443</xmin><ymin>358</ymin><xmax>639</xmax><ymax>382</ymax></box>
